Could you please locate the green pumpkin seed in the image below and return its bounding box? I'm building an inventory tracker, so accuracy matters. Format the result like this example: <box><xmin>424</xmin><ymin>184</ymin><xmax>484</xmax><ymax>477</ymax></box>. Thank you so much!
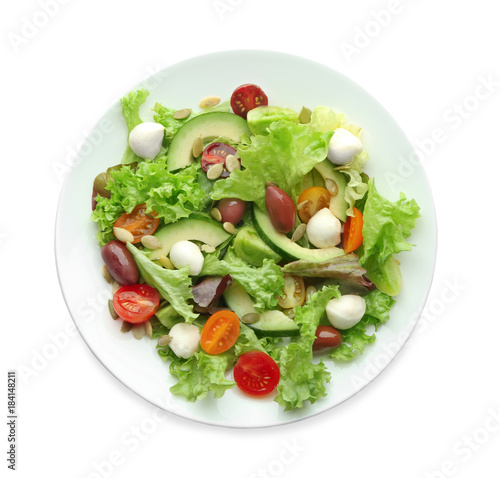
<box><xmin>299</xmin><ymin>106</ymin><xmax>312</xmax><ymax>124</ymax></box>
<box><xmin>200</xmin><ymin>96</ymin><xmax>220</xmax><ymax>108</ymax></box>
<box><xmin>173</xmin><ymin>108</ymin><xmax>192</xmax><ymax>119</ymax></box>
<box><xmin>192</xmin><ymin>136</ymin><xmax>203</xmax><ymax>158</ymax></box>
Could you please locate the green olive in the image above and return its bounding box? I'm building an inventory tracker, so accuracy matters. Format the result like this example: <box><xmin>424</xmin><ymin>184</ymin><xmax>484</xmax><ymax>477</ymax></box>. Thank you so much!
<box><xmin>93</xmin><ymin>172</ymin><xmax>111</xmax><ymax>198</ymax></box>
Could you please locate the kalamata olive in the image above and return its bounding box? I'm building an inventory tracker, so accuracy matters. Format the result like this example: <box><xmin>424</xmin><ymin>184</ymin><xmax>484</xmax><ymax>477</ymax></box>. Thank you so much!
<box><xmin>218</xmin><ymin>198</ymin><xmax>247</xmax><ymax>225</ymax></box>
<box><xmin>265</xmin><ymin>185</ymin><xmax>296</xmax><ymax>233</ymax></box>
<box><xmin>313</xmin><ymin>325</ymin><xmax>342</xmax><ymax>351</ymax></box>
<box><xmin>101</xmin><ymin>240</ymin><xmax>139</xmax><ymax>286</ymax></box>
<box><xmin>93</xmin><ymin>172</ymin><xmax>111</xmax><ymax>198</ymax></box>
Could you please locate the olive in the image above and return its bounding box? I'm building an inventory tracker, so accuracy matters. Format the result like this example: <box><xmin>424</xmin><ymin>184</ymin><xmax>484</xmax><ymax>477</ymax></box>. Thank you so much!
<box><xmin>101</xmin><ymin>240</ymin><xmax>139</xmax><ymax>286</ymax></box>
<box><xmin>265</xmin><ymin>185</ymin><xmax>296</xmax><ymax>233</ymax></box>
<box><xmin>312</xmin><ymin>325</ymin><xmax>342</xmax><ymax>351</ymax></box>
<box><xmin>218</xmin><ymin>198</ymin><xmax>247</xmax><ymax>225</ymax></box>
<box><xmin>93</xmin><ymin>172</ymin><xmax>111</xmax><ymax>198</ymax></box>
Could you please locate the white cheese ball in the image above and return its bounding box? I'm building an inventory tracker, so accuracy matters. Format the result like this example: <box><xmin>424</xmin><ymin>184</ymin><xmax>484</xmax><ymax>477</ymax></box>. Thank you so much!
<box><xmin>306</xmin><ymin>207</ymin><xmax>342</xmax><ymax>248</ymax></box>
<box><xmin>327</xmin><ymin>128</ymin><xmax>363</xmax><ymax>165</ymax></box>
<box><xmin>168</xmin><ymin>323</ymin><xmax>201</xmax><ymax>359</ymax></box>
<box><xmin>326</xmin><ymin>295</ymin><xmax>366</xmax><ymax>330</ymax></box>
<box><xmin>128</xmin><ymin>122</ymin><xmax>164</xmax><ymax>159</ymax></box>
<box><xmin>169</xmin><ymin>240</ymin><xmax>204</xmax><ymax>276</ymax></box>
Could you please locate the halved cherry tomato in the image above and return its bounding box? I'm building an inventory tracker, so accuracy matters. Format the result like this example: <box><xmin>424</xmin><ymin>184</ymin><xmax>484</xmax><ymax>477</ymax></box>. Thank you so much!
<box><xmin>201</xmin><ymin>142</ymin><xmax>237</xmax><ymax>178</ymax></box>
<box><xmin>230</xmin><ymin>84</ymin><xmax>268</xmax><ymax>119</ymax></box>
<box><xmin>343</xmin><ymin>206</ymin><xmax>364</xmax><ymax>253</ymax></box>
<box><xmin>200</xmin><ymin>310</ymin><xmax>240</xmax><ymax>354</ymax></box>
<box><xmin>234</xmin><ymin>351</ymin><xmax>280</xmax><ymax>396</ymax></box>
<box><xmin>297</xmin><ymin>187</ymin><xmax>331</xmax><ymax>223</ymax></box>
<box><xmin>278</xmin><ymin>275</ymin><xmax>306</xmax><ymax>309</ymax></box>
<box><xmin>113</xmin><ymin>284</ymin><xmax>160</xmax><ymax>324</ymax></box>
<box><xmin>114</xmin><ymin>204</ymin><xmax>159</xmax><ymax>244</ymax></box>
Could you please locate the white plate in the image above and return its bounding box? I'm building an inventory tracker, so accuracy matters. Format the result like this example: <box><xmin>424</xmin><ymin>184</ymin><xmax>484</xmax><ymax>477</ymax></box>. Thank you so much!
<box><xmin>55</xmin><ymin>50</ymin><xmax>437</xmax><ymax>428</ymax></box>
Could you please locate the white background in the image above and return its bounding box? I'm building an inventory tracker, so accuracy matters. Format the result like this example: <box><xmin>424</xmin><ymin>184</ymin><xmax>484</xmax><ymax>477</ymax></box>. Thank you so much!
<box><xmin>2</xmin><ymin>0</ymin><xmax>499</xmax><ymax>477</ymax></box>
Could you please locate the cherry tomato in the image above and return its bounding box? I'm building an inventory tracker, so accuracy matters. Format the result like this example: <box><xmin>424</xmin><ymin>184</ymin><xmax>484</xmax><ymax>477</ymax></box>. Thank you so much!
<box><xmin>218</xmin><ymin>198</ymin><xmax>247</xmax><ymax>224</ymax></box>
<box><xmin>201</xmin><ymin>142</ymin><xmax>237</xmax><ymax>178</ymax></box>
<box><xmin>200</xmin><ymin>310</ymin><xmax>240</xmax><ymax>355</ymax></box>
<box><xmin>343</xmin><ymin>207</ymin><xmax>364</xmax><ymax>253</ymax></box>
<box><xmin>234</xmin><ymin>351</ymin><xmax>280</xmax><ymax>396</ymax></box>
<box><xmin>313</xmin><ymin>326</ymin><xmax>343</xmax><ymax>351</ymax></box>
<box><xmin>297</xmin><ymin>187</ymin><xmax>332</xmax><ymax>223</ymax></box>
<box><xmin>114</xmin><ymin>204</ymin><xmax>159</xmax><ymax>244</ymax></box>
<box><xmin>265</xmin><ymin>185</ymin><xmax>296</xmax><ymax>233</ymax></box>
<box><xmin>230</xmin><ymin>84</ymin><xmax>269</xmax><ymax>119</ymax></box>
<box><xmin>113</xmin><ymin>284</ymin><xmax>160</xmax><ymax>324</ymax></box>
<box><xmin>278</xmin><ymin>275</ymin><xmax>306</xmax><ymax>309</ymax></box>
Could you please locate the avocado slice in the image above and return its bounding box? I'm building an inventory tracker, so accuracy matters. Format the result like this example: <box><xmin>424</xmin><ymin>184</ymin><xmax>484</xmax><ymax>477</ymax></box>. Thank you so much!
<box><xmin>302</xmin><ymin>159</ymin><xmax>349</xmax><ymax>222</ymax></box>
<box><xmin>233</xmin><ymin>226</ymin><xmax>282</xmax><ymax>266</ymax></box>
<box><xmin>167</xmin><ymin>112</ymin><xmax>251</xmax><ymax>171</ymax></box>
<box><xmin>147</xmin><ymin>217</ymin><xmax>231</xmax><ymax>260</ymax></box>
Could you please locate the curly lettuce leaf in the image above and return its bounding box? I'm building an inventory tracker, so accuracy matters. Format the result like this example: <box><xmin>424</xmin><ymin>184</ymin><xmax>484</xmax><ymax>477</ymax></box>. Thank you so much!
<box><xmin>200</xmin><ymin>249</ymin><xmax>284</xmax><ymax>311</ymax></box>
<box><xmin>272</xmin><ymin>285</ymin><xmax>340</xmax><ymax>411</ymax></box>
<box><xmin>120</xmin><ymin>89</ymin><xmax>150</xmax><ymax>164</ymax></box>
<box><xmin>309</xmin><ymin>106</ymin><xmax>345</xmax><ymax>133</ymax></box>
<box><xmin>329</xmin><ymin>289</ymin><xmax>396</xmax><ymax>361</ymax></box>
<box><xmin>339</xmin><ymin>151</ymin><xmax>369</xmax><ymax>216</ymax></box>
<box><xmin>359</xmin><ymin>179</ymin><xmax>421</xmax><ymax>266</ymax></box>
<box><xmin>211</xmin><ymin>121</ymin><xmax>332</xmax><ymax>209</ymax></box>
<box><xmin>91</xmin><ymin>158</ymin><xmax>206</xmax><ymax>244</ymax></box>
<box><xmin>126</xmin><ymin>245</ymin><xmax>198</xmax><ymax>323</ymax></box>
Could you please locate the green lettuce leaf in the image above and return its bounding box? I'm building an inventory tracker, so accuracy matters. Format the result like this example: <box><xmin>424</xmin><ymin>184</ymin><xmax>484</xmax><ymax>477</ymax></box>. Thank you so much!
<box><xmin>126</xmin><ymin>245</ymin><xmax>198</xmax><ymax>323</ymax></box>
<box><xmin>272</xmin><ymin>285</ymin><xmax>340</xmax><ymax>411</ymax></box>
<box><xmin>211</xmin><ymin>121</ymin><xmax>332</xmax><ymax>209</ymax></box>
<box><xmin>309</xmin><ymin>106</ymin><xmax>345</xmax><ymax>133</ymax></box>
<box><xmin>120</xmin><ymin>89</ymin><xmax>150</xmax><ymax>164</ymax></box>
<box><xmin>338</xmin><ymin>151</ymin><xmax>369</xmax><ymax>216</ymax></box>
<box><xmin>329</xmin><ymin>288</ymin><xmax>395</xmax><ymax>361</ymax></box>
<box><xmin>200</xmin><ymin>249</ymin><xmax>284</xmax><ymax>311</ymax></box>
<box><xmin>359</xmin><ymin>179</ymin><xmax>421</xmax><ymax>266</ymax></box>
<box><xmin>91</xmin><ymin>157</ymin><xmax>206</xmax><ymax>244</ymax></box>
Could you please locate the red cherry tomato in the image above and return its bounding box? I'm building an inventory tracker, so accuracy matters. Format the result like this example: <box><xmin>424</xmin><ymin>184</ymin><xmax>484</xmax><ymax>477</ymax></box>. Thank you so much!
<box><xmin>234</xmin><ymin>351</ymin><xmax>280</xmax><ymax>396</ymax></box>
<box><xmin>343</xmin><ymin>207</ymin><xmax>364</xmax><ymax>253</ymax></box>
<box><xmin>114</xmin><ymin>204</ymin><xmax>159</xmax><ymax>244</ymax></box>
<box><xmin>113</xmin><ymin>284</ymin><xmax>160</xmax><ymax>324</ymax></box>
<box><xmin>265</xmin><ymin>185</ymin><xmax>296</xmax><ymax>233</ymax></box>
<box><xmin>201</xmin><ymin>142</ymin><xmax>237</xmax><ymax>178</ymax></box>
<box><xmin>313</xmin><ymin>326</ymin><xmax>343</xmax><ymax>351</ymax></box>
<box><xmin>230</xmin><ymin>84</ymin><xmax>269</xmax><ymax>119</ymax></box>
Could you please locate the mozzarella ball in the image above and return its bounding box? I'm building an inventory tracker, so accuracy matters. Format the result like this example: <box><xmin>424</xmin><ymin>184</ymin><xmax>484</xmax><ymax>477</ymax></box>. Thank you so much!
<box><xmin>306</xmin><ymin>208</ymin><xmax>342</xmax><ymax>248</ymax></box>
<box><xmin>169</xmin><ymin>241</ymin><xmax>205</xmax><ymax>276</ymax></box>
<box><xmin>327</xmin><ymin>128</ymin><xmax>363</xmax><ymax>165</ymax></box>
<box><xmin>128</xmin><ymin>122</ymin><xmax>164</xmax><ymax>159</ymax></box>
<box><xmin>326</xmin><ymin>295</ymin><xmax>366</xmax><ymax>330</ymax></box>
<box><xmin>168</xmin><ymin>323</ymin><xmax>201</xmax><ymax>359</ymax></box>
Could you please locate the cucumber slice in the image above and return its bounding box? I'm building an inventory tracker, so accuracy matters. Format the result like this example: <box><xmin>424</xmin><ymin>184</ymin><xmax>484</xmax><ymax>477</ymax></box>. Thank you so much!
<box><xmin>224</xmin><ymin>283</ymin><xmax>299</xmax><ymax>337</ymax></box>
<box><xmin>148</xmin><ymin>217</ymin><xmax>230</xmax><ymax>260</ymax></box>
<box><xmin>253</xmin><ymin>207</ymin><xmax>345</xmax><ymax>263</ymax></box>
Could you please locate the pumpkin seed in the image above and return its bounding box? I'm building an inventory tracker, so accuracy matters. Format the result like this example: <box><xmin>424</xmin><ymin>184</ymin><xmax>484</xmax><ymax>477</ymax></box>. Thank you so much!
<box><xmin>159</xmin><ymin>255</ymin><xmax>175</xmax><ymax>269</ymax></box>
<box><xmin>325</xmin><ymin>179</ymin><xmax>338</xmax><ymax>197</ymax></box>
<box><xmin>192</xmin><ymin>136</ymin><xmax>203</xmax><ymax>158</ymax></box>
<box><xmin>112</xmin><ymin>280</ymin><xmax>122</xmax><ymax>295</ymax></box>
<box><xmin>158</xmin><ymin>335</ymin><xmax>172</xmax><ymax>347</ymax></box>
<box><xmin>141</xmin><ymin>235</ymin><xmax>162</xmax><ymax>250</ymax></box>
<box><xmin>241</xmin><ymin>313</ymin><xmax>260</xmax><ymax>324</ymax></box>
<box><xmin>265</xmin><ymin>181</ymin><xmax>278</xmax><ymax>188</ymax></box>
<box><xmin>305</xmin><ymin>285</ymin><xmax>317</xmax><ymax>301</ymax></box>
<box><xmin>299</xmin><ymin>106</ymin><xmax>312</xmax><ymax>124</ymax></box>
<box><xmin>225</xmin><ymin>155</ymin><xmax>240</xmax><ymax>172</ymax></box>
<box><xmin>108</xmin><ymin>300</ymin><xmax>118</xmax><ymax>320</ymax></box>
<box><xmin>207</xmin><ymin>163</ymin><xmax>224</xmax><ymax>180</ymax></box>
<box><xmin>144</xmin><ymin>320</ymin><xmax>153</xmax><ymax>338</ymax></box>
<box><xmin>120</xmin><ymin>321</ymin><xmax>133</xmax><ymax>333</ymax></box>
<box><xmin>199</xmin><ymin>96</ymin><xmax>220</xmax><ymax>109</ymax></box>
<box><xmin>201</xmin><ymin>244</ymin><xmax>216</xmax><ymax>253</ymax></box>
<box><xmin>297</xmin><ymin>199</ymin><xmax>310</xmax><ymax>211</ymax></box>
<box><xmin>132</xmin><ymin>323</ymin><xmax>145</xmax><ymax>340</ymax></box>
<box><xmin>223</xmin><ymin>222</ymin><xmax>236</xmax><ymax>234</ymax></box>
<box><xmin>113</xmin><ymin>227</ymin><xmax>134</xmax><ymax>243</ymax></box>
<box><xmin>291</xmin><ymin>223</ymin><xmax>307</xmax><ymax>242</ymax></box>
<box><xmin>172</xmin><ymin>108</ymin><xmax>192</xmax><ymax>119</ymax></box>
<box><xmin>210</xmin><ymin>207</ymin><xmax>222</xmax><ymax>222</ymax></box>
<box><xmin>102</xmin><ymin>265</ymin><xmax>113</xmax><ymax>284</ymax></box>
